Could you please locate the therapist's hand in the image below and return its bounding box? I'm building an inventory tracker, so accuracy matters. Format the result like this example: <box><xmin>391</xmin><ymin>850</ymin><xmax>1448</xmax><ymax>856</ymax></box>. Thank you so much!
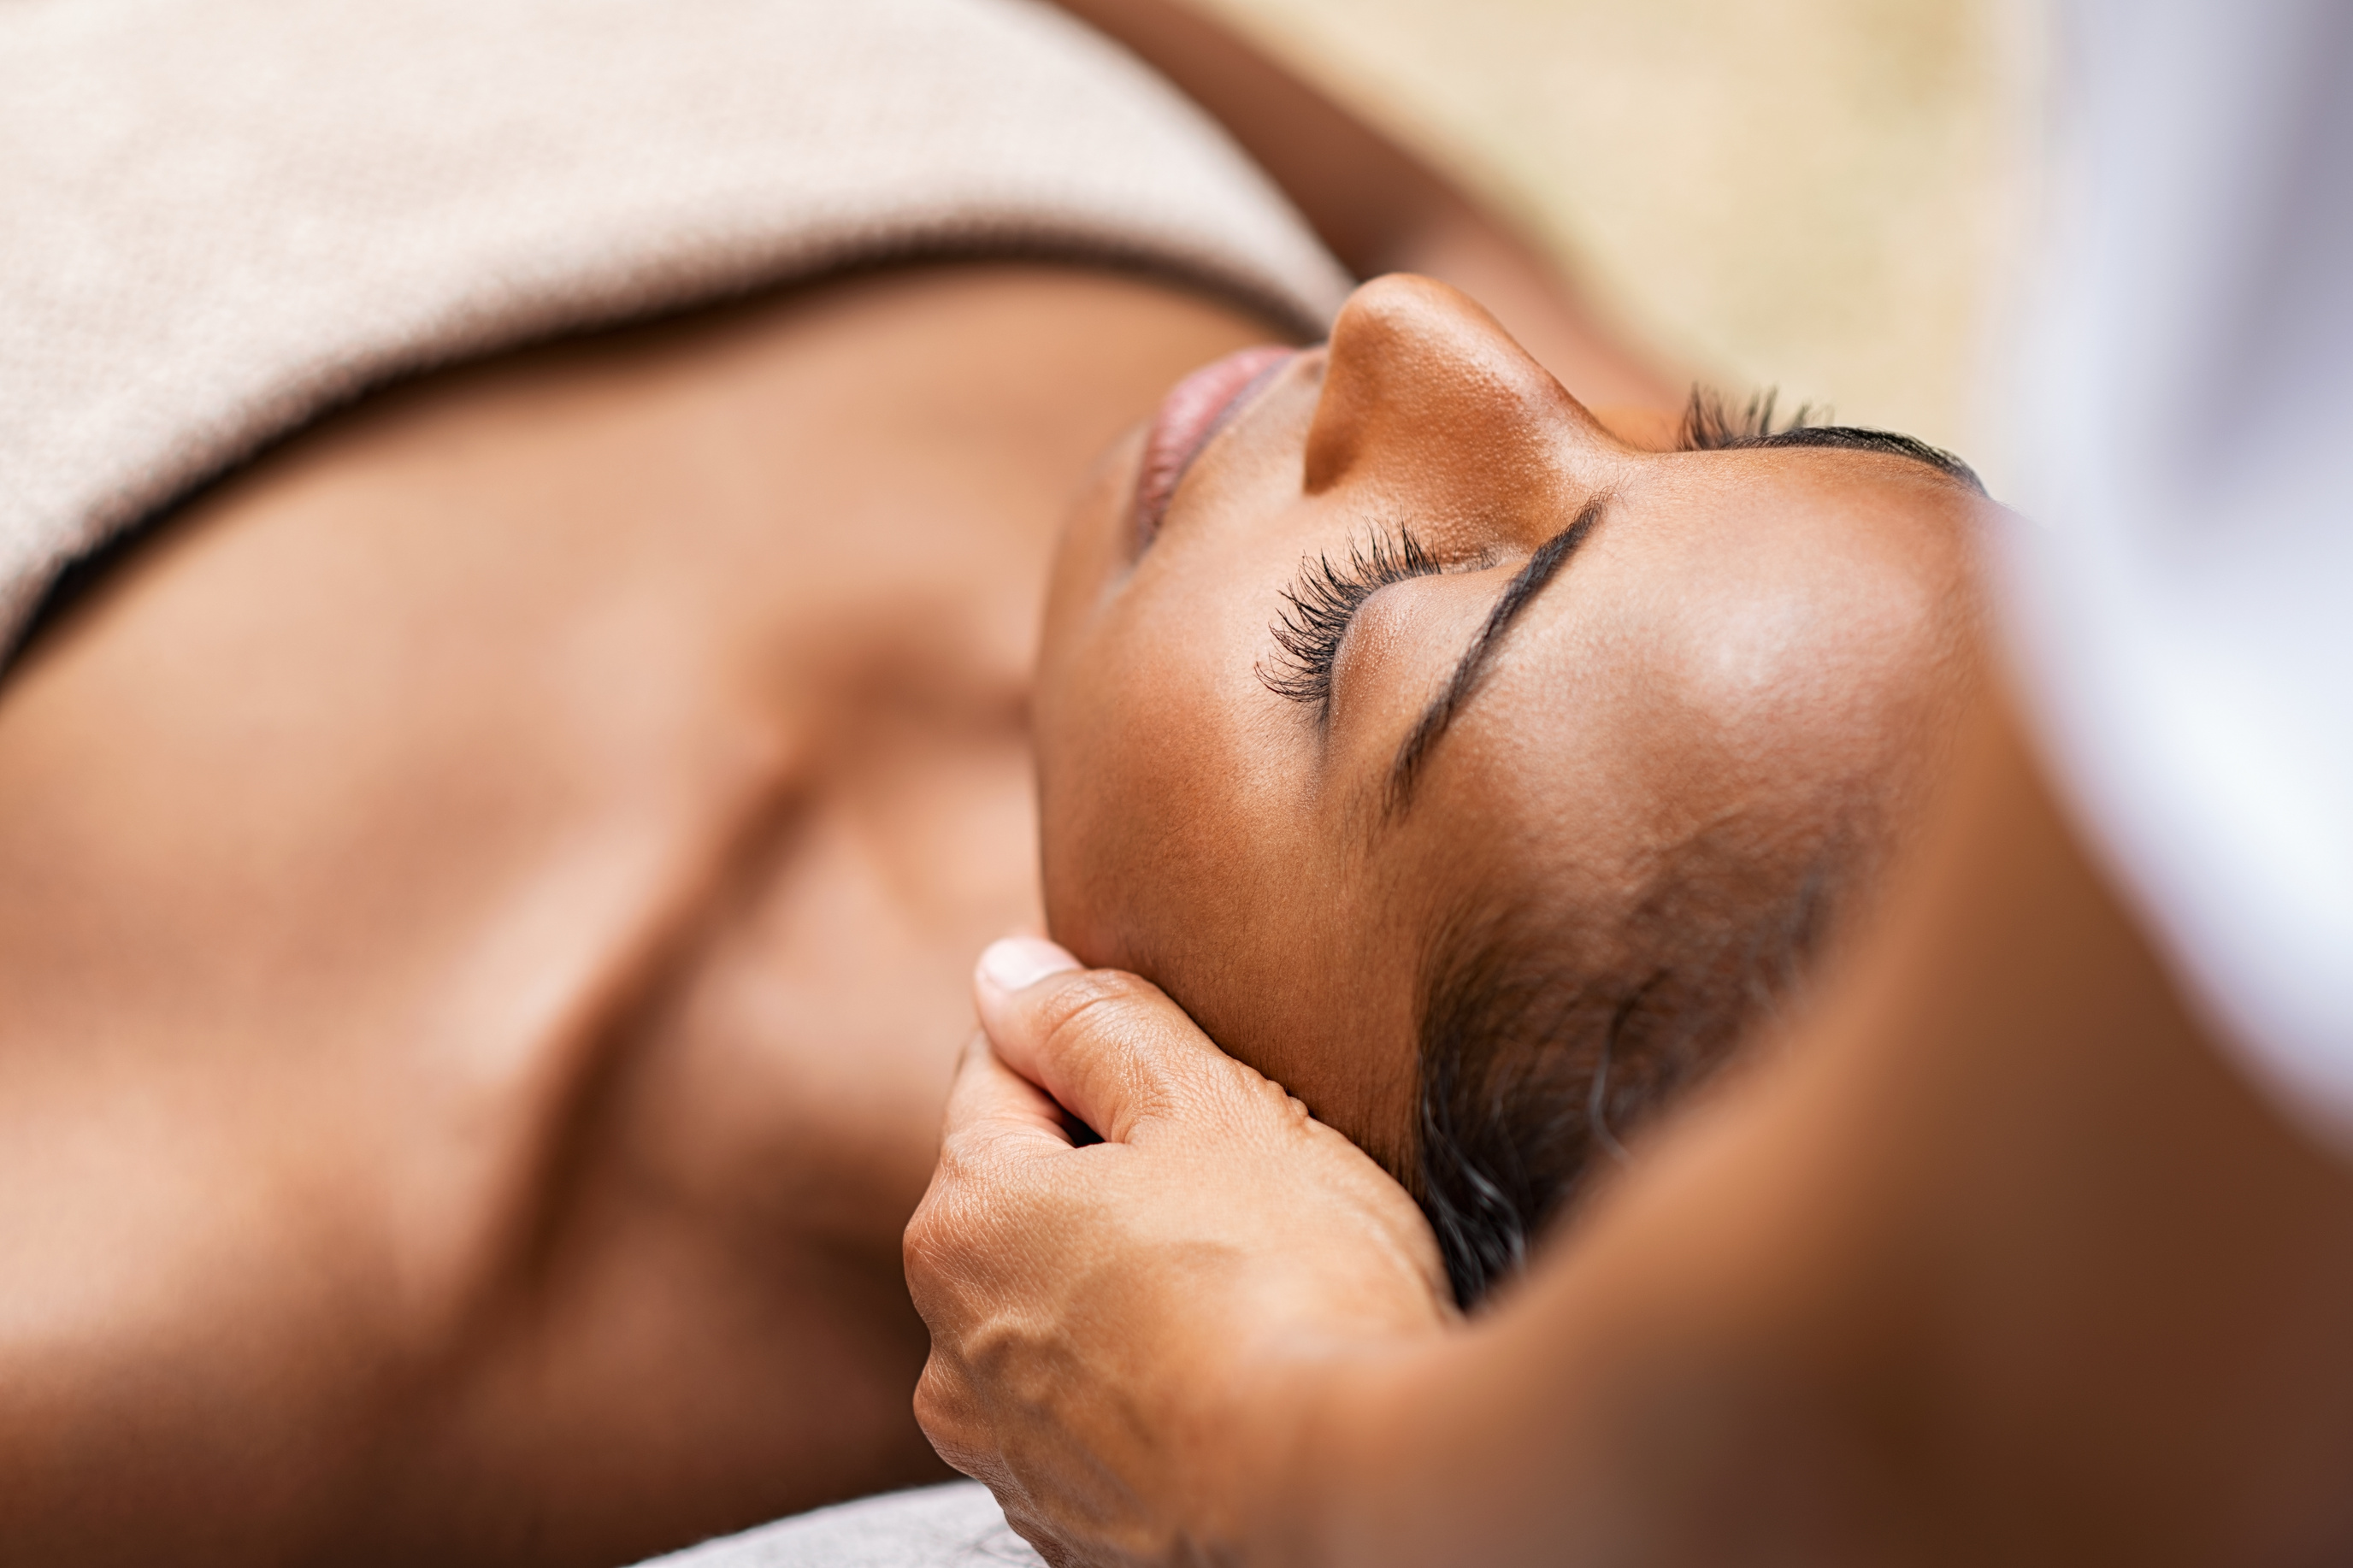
<box><xmin>905</xmin><ymin>937</ymin><xmax>1454</xmax><ymax>1566</ymax></box>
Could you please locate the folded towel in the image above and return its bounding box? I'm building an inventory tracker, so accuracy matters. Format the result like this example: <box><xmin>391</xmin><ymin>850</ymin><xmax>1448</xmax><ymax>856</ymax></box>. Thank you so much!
<box><xmin>0</xmin><ymin>0</ymin><xmax>1349</xmax><ymax>655</ymax></box>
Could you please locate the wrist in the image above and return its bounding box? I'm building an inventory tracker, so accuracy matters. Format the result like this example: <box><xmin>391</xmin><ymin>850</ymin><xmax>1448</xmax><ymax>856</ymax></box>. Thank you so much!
<box><xmin>1198</xmin><ymin>1333</ymin><xmax>1448</xmax><ymax>1568</ymax></box>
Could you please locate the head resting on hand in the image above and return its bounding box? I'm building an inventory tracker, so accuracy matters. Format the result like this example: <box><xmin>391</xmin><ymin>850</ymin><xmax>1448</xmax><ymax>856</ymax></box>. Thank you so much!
<box><xmin>1034</xmin><ymin>274</ymin><xmax>1984</xmax><ymax>1304</ymax></box>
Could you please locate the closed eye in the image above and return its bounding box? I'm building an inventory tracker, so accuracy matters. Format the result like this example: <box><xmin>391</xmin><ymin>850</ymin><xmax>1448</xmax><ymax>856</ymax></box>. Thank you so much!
<box><xmin>1257</xmin><ymin>527</ymin><xmax>1442</xmax><ymax>721</ymax></box>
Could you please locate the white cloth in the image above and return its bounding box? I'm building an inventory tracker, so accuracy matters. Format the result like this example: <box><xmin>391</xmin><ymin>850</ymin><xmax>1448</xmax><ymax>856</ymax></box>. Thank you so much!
<box><xmin>634</xmin><ymin>1483</ymin><xmax>1041</xmax><ymax>1568</ymax></box>
<box><xmin>2001</xmin><ymin>0</ymin><xmax>2353</xmax><ymax>1147</ymax></box>
<box><xmin>0</xmin><ymin>0</ymin><xmax>1351</xmax><ymax>656</ymax></box>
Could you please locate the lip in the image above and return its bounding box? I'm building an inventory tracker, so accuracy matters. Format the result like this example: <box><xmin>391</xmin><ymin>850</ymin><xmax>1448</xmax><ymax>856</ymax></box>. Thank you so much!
<box><xmin>1130</xmin><ymin>345</ymin><xmax>1299</xmax><ymax>551</ymax></box>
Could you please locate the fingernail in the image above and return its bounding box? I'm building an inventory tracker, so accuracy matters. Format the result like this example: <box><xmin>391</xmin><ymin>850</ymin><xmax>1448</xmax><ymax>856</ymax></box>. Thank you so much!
<box><xmin>976</xmin><ymin>936</ymin><xmax>1082</xmax><ymax>993</ymax></box>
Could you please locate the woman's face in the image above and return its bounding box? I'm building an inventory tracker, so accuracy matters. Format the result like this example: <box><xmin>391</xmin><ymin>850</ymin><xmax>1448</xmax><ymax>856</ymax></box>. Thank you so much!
<box><xmin>1033</xmin><ymin>275</ymin><xmax>1980</xmax><ymax>1172</ymax></box>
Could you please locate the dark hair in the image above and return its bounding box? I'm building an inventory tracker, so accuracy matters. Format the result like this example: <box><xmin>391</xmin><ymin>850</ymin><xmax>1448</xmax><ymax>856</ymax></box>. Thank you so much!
<box><xmin>1680</xmin><ymin>387</ymin><xmax>1987</xmax><ymax>496</ymax></box>
<box><xmin>1411</xmin><ymin>828</ymin><xmax>1849</xmax><ymax>1308</ymax></box>
<box><xmin>1406</xmin><ymin>385</ymin><xmax>1968</xmax><ymax>1310</ymax></box>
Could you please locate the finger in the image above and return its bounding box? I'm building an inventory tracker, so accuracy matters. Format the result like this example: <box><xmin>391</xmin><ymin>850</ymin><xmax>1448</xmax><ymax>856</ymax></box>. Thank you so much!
<box><xmin>940</xmin><ymin>1028</ymin><xmax>1075</xmax><ymax>1160</ymax></box>
<box><xmin>973</xmin><ymin>939</ymin><xmax>1253</xmax><ymax>1145</ymax></box>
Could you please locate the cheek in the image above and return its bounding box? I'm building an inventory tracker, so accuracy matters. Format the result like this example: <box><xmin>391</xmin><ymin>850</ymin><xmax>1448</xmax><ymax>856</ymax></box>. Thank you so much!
<box><xmin>1033</xmin><ymin>457</ymin><xmax>1138</xmax><ymax>952</ymax></box>
<box><xmin>1034</xmin><ymin>546</ymin><xmax>1277</xmax><ymax>971</ymax></box>
<box><xmin>1037</xmin><ymin>635</ymin><xmax>1418</xmax><ymax>1158</ymax></box>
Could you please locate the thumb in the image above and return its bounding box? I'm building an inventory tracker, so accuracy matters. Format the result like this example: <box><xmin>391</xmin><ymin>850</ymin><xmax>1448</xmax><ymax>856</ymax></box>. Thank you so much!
<box><xmin>972</xmin><ymin>937</ymin><xmax>1253</xmax><ymax>1146</ymax></box>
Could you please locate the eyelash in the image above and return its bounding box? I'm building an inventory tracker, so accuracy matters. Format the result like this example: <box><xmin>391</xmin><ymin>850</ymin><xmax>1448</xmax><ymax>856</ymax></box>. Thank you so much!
<box><xmin>1257</xmin><ymin>527</ymin><xmax>1442</xmax><ymax>716</ymax></box>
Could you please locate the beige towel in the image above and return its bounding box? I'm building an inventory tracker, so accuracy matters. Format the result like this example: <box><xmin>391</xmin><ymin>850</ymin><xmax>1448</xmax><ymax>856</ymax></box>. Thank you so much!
<box><xmin>0</xmin><ymin>0</ymin><xmax>1351</xmax><ymax>653</ymax></box>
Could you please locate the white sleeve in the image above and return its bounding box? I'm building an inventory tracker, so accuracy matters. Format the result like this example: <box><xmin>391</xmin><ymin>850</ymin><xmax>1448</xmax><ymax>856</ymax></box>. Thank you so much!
<box><xmin>1999</xmin><ymin>0</ymin><xmax>2353</xmax><ymax>1149</ymax></box>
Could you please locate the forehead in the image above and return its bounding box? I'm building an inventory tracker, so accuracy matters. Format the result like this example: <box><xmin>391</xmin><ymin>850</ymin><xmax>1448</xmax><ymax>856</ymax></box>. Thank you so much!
<box><xmin>1385</xmin><ymin>445</ymin><xmax>1975</xmax><ymax>885</ymax></box>
<box><xmin>1623</xmin><ymin>441</ymin><xmax>1978</xmax><ymax>561</ymax></box>
<box><xmin>1566</xmin><ymin>445</ymin><xmax>1978</xmax><ymax>673</ymax></box>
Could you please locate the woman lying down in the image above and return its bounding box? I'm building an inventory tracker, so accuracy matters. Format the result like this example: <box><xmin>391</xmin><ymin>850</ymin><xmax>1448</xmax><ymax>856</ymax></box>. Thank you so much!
<box><xmin>0</xmin><ymin>0</ymin><xmax>1984</xmax><ymax>1562</ymax></box>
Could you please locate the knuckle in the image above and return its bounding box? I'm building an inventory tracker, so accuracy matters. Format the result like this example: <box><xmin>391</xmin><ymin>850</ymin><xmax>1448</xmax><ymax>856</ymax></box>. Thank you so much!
<box><xmin>1016</xmin><ymin>970</ymin><xmax>1290</xmax><ymax>1135</ymax></box>
<box><xmin>1028</xmin><ymin>976</ymin><xmax>1195</xmax><ymax>1123</ymax></box>
<box><xmin>912</xmin><ymin>1367</ymin><xmax>982</xmax><ymax>1472</ymax></box>
<box><xmin>904</xmin><ymin>1185</ymin><xmax>986</xmax><ymax>1280</ymax></box>
<box><xmin>1030</xmin><ymin>969</ymin><xmax>1169</xmax><ymax>1053</ymax></box>
<box><xmin>905</xmin><ymin>1155</ymin><xmax>1044</xmax><ymax>1301</ymax></box>
<box><xmin>911</xmin><ymin>1356</ymin><xmax>953</xmax><ymax>1428</ymax></box>
<box><xmin>933</xmin><ymin>1118</ymin><xmax>1033</xmax><ymax>1189</ymax></box>
<box><xmin>902</xmin><ymin>1205</ymin><xmax>946</xmax><ymax>1275</ymax></box>
<box><xmin>905</xmin><ymin>1189</ymin><xmax>999</xmax><ymax>1291</ymax></box>
<box><xmin>931</xmin><ymin>1124</ymin><xmax>988</xmax><ymax>1180</ymax></box>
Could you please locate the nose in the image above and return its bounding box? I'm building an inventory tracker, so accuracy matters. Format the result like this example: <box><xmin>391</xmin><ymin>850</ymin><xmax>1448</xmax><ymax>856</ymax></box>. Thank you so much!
<box><xmin>1302</xmin><ymin>274</ymin><xmax>1614</xmax><ymax>553</ymax></box>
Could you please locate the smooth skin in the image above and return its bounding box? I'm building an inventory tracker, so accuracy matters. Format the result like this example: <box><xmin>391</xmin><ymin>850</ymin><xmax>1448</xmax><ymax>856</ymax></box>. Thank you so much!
<box><xmin>1033</xmin><ymin>272</ymin><xmax>1980</xmax><ymax>1172</ymax></box>
<box><xmin>910</xmin><ymin>685</ymin><xmax>2353</xmax><ymax>1565</ymax></box>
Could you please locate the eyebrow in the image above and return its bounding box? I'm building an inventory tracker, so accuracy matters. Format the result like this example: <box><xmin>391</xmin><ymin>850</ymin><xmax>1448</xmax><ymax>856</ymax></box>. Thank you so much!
<box><xmin>1384</xmin><ymin>493</ymin><xmax>1612</xmax><ymax>819</ymax></box>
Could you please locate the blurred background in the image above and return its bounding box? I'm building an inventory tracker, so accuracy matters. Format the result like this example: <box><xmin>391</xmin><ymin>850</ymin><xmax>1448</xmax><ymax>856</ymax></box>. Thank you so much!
<box><xmin>1200</xmin><ymin>0</ymin><xmax>2042</xmax><ymax>475</ymax></box>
